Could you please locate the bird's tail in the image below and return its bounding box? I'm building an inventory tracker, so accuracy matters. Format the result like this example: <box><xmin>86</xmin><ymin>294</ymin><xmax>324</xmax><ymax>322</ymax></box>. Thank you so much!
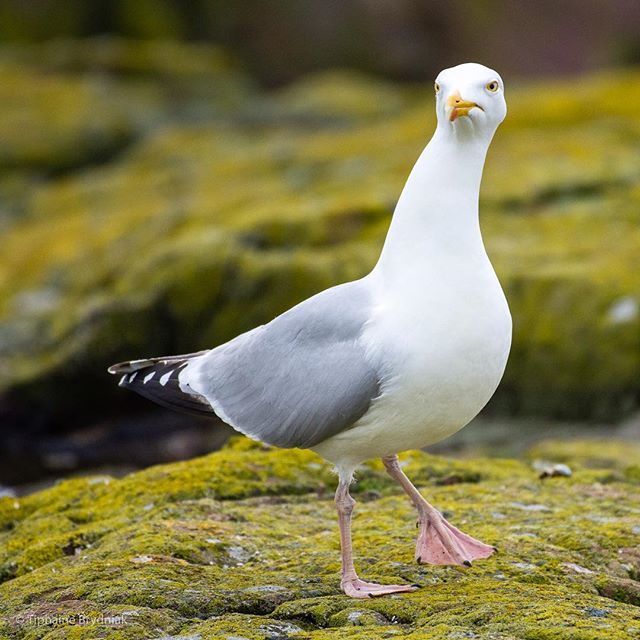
<box><xmin>108</xmin><ymin>350</ymin><xmax>214</xmax><ymax>417</ymax></box>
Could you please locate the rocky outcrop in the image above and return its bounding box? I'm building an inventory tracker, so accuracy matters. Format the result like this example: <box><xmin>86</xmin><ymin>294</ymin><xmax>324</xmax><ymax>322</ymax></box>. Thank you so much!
<box><xmin>0</xmin><ymin>438</ymin><xmax>638</xmax><ymax>638</ymax></box>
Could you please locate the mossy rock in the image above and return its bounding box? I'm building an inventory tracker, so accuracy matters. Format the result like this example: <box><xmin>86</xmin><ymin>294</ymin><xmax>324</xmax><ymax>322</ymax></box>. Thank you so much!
<box><xmin>1</xmin><ymin>440</ymin><xmax>639</xmax><ymax>638</ymax></box>
<box><xmin>0</xmin><ymin>36</ymin><xmax>254</xmax><ymax>334</ymax></box>
<box><xmin>1</xmin><ymin>54</ymin><xmax>640</xmax><ymax>426</ymax></box>
<box><xmin>0</xmin><ymin>37</ymin><xmax>253</xmax><ymax>209</ymax></box>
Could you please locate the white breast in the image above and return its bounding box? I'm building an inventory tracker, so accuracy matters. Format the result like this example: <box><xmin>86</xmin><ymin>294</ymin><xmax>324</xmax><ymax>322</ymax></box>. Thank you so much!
<box><xmin>312</xmin><ymin>115</ymin><xmax>513</xmax><ymax>470</ymax></box>
<box><xmin>313</xmin><ymin>259</ymin><xmax>512</xmax><ymax>468</ymax></box>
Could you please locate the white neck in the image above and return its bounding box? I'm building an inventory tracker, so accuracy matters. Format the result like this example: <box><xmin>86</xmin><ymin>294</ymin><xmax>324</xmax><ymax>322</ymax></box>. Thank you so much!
<box><xmin>372</xmin><ymin>125</ymin><xmax>493</xmax><ymax>285</ymax></box>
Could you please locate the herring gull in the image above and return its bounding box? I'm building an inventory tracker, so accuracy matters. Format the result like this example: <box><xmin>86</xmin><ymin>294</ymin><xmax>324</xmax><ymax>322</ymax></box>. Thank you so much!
<box><xmin>109</xmin><ymin>62</ymin><xmax>512</xmax><ymax>598</ymax></box>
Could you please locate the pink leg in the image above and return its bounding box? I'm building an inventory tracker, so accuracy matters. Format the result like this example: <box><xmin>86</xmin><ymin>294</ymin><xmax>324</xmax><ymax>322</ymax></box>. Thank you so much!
<box><xmin>382</xmin><ymin>455</ymin><xmax>495</xmax><ymax>566</ymax></box>
<box><xmin>335</xmin><ymin>472</ymin><xmax>418</xmax><ymax>598</ymax></box>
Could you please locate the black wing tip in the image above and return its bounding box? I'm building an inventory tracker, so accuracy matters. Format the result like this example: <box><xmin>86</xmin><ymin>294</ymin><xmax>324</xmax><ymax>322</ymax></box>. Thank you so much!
<box><xmin>113</xmin><ymin>359</ymin><xmax>214</xmax><ymax>417</ymax></box>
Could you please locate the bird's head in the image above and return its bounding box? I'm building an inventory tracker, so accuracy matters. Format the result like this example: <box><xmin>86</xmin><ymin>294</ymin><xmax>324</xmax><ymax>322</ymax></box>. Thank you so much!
<box><xmin>434</xmin><ymin>63</ymin><xmax>507</xmax><ymax>140</ymax></box>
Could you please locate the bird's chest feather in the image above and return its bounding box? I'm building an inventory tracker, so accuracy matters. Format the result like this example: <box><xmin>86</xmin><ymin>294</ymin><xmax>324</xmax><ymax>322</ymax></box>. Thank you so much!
<box><xmin>383</xmin><ymin>268</ymin><xmax>511</xmax><ymax>379</ymax></box>
<box><xmin>354</xmin><ymin>263</ymin><xmax>512</xmax><ymax>454</ymax></box>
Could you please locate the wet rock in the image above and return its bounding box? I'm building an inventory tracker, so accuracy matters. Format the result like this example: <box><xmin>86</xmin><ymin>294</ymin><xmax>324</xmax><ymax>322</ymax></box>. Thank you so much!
<box><xmin>258</xmin><ymin>621</ymin><xmax>304</xmax><ymax>637</ymax></box>
<box><xmin>561</xmin><ymin>562</ymin><xmax>594</xmax><ymax>575</ymax></box>
<box><xmin>329</xmin><ymin>608</ymin><xmax>391</xmax><ymax>626</ymax></box>
<box><xmin>509</xmin><ymin>502</ymin><xmax>552</xmax><ymax>512</ymax></box>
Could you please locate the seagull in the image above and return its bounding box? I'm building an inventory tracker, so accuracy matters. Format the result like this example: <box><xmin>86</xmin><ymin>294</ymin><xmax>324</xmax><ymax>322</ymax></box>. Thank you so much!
<box><xmin>109</xmin><ymin>63</ymin><xmax>512</xmax><ymax>598</ymax></box>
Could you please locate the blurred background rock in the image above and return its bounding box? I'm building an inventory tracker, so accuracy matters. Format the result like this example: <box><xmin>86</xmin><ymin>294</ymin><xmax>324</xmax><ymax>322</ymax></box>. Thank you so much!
<box><xmin>0</xmin><ymin>0</ymin><xmax>639</xmax><ymax>491</ymax></box>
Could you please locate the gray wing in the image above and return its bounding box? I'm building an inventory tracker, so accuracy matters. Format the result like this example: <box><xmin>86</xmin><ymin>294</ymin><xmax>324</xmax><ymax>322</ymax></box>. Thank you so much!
<box><xmin>179</xmin><ymin>279</ymin><xmax>381</xmax><ymax>449</ymax></box>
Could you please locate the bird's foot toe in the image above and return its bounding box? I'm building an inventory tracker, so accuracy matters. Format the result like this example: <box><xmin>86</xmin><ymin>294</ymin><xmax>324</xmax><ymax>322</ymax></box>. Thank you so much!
<box><xmin>342</xmin><ymin>578</ymin><xmax>418</xmax><ymax>598</ymax></box>
<box><xmin>415</xmin><ymin>514</ymin><xmax>495</xmax><ymax>566</ymax></box>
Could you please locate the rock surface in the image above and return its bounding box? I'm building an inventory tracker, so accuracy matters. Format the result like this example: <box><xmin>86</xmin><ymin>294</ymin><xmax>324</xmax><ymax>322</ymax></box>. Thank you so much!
<box><xmin>0</xmin><ymin>437</ymin><xmax>639</xmax><ymax>639</ymax></box>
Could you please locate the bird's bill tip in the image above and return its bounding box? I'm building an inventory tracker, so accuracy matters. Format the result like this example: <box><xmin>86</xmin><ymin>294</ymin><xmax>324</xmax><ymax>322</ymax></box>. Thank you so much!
<box><xmin>446</xmin><ymin>91</ymin><xmax>481</xmax><ymax>122</ymax></box>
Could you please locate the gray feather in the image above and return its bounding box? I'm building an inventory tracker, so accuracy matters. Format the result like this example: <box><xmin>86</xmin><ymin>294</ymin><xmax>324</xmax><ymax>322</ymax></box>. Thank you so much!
<box><xmin>181</xmin><ymin>280</ymin><xmax>380</xmax><ymax>449</ymax></box>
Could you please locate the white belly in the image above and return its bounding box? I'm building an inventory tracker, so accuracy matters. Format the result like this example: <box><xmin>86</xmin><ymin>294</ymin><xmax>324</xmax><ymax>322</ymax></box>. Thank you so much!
<box><xmin>313</xmin><ymin>263</ymin><xmax>512</xmax><ymax>469</ymax></box>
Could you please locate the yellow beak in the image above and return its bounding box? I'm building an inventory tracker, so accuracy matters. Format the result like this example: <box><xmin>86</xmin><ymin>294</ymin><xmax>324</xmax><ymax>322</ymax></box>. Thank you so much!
<box><xmin>447</xmin><ymin>91</ymin><xmax>481</xmax><ymax>121</ymax></box>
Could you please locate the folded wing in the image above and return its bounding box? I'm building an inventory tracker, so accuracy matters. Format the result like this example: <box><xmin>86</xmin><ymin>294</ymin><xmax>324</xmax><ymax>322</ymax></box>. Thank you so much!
<box><xmin>180</xmin><ymin>280</ymin><xmax>381</xmax><ymax>448</ymax></box>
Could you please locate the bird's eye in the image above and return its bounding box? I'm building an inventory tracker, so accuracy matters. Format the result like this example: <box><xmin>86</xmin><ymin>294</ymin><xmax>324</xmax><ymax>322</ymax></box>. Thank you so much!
<box><xmin>434</xmin><ymin>82</ymin><xmax>440</xmax><ymax>94</ymax></box>
<box><xmin>486</xmin><ymin>80</ymin><xmax>499</xmax><ymax>93</ymax></box>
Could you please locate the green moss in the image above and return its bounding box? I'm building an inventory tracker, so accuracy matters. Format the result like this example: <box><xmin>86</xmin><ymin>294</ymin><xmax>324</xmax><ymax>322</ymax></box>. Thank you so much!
<box><xmin>0</xmin><ymin>444</ymin><xmax>639</xmax><ymax>638</ymax></box>
<box><xmin>255</xmin><ymin>70</ymin><xmax>411</xmax><ymax>124</ymax></box>
<box><xmin>624</xmin><ymin>465</ymin><xmax>640</xmax><ymax>484</ymax></box>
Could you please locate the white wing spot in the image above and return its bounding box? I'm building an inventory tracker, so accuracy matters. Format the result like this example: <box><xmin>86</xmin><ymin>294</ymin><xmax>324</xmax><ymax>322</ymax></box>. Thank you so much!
<box><xmin>143</xmin><ymin>371</ymin><xmax>156</xmax><ymax>384</ymax></box>
<box><xmin>130</xmin><ymin>371</ymin><xmax>138</xmax><ymax>382</ymax></box>
<box><xmin>159</xmin><ymin>370</ymin><xmax>173</xmax><ymax>387</ymax></box>
<box><xmin>119</xmin><ymin>375</ymin><xmax>127</xmax><ymax>387</ymax></box>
